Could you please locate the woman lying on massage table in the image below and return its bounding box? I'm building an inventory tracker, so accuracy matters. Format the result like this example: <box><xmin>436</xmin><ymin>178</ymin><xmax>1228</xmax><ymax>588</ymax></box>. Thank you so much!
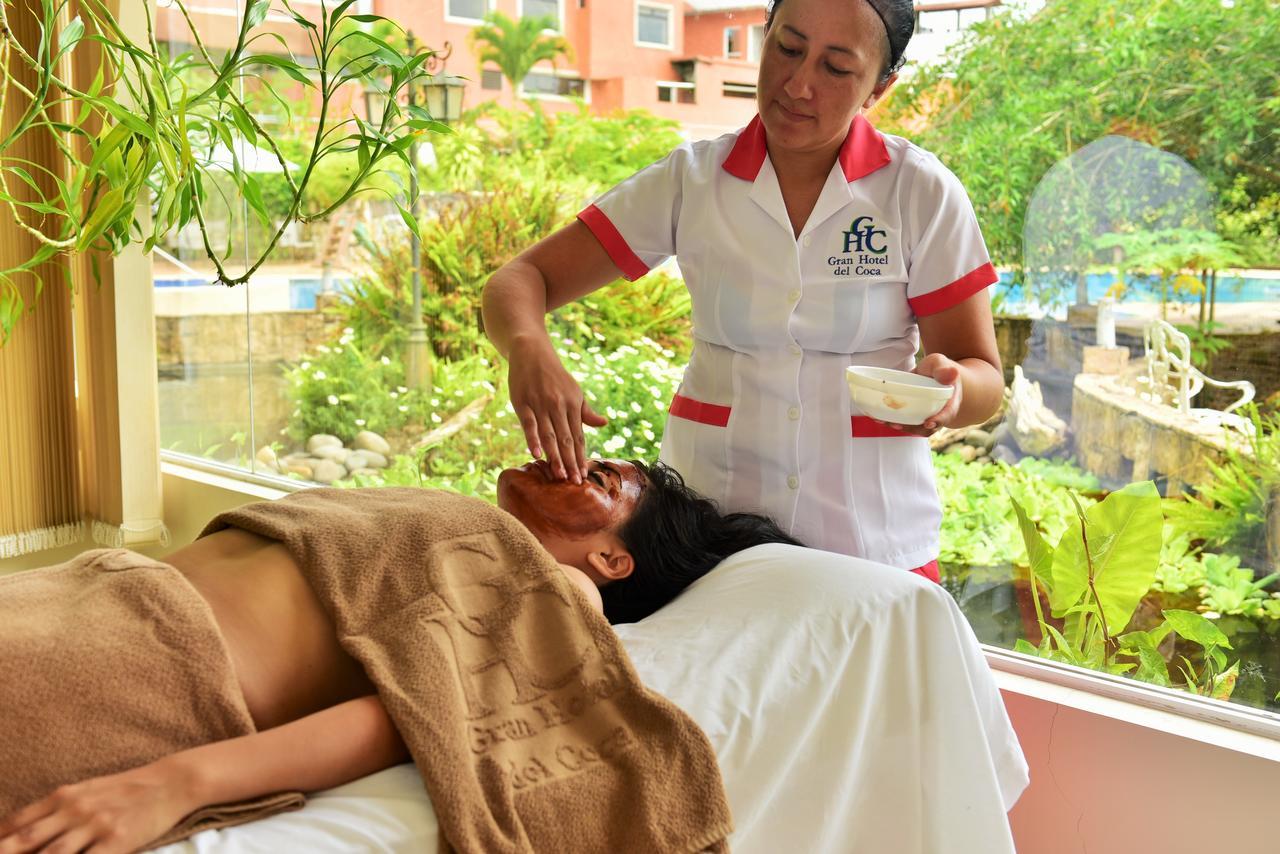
<box><xmin>0</xmin><ymin>459</ymin><xmax>798</xmax><ymax>854</ymax></box>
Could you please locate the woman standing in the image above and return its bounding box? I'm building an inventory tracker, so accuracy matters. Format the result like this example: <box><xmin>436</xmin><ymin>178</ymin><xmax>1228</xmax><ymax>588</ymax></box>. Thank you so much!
<box><xmin>482</xmin><ymin>0</ymin><xmax>1003</xmax><ymax>581</ymax></box>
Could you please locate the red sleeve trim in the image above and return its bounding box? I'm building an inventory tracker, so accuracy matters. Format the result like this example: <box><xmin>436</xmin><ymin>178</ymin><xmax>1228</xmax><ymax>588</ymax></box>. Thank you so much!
<box><xmin>908</xmin><ymin>262</ymin><xmax>997</xmax><ymax>317</ymax></box>
<box><xmin>577</xmin><ymin>204</ymin><xmax>650</xmax><ymax>282</ymax></box>
<box><xmin>850</xmin><ymin>416</ymin><xmax>928</xmax><ymax>439</ymax></box>
<box><xmin>669</xmin><ymin>394</ymin><xmax>731</xmax><ymax>427</ymax></box>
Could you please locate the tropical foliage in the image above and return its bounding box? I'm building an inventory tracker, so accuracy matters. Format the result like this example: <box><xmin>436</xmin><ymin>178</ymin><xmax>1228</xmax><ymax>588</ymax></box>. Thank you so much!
<box><xmin>876</xmin><ymin>0</ymin><xmax>1280</xmax><ymax>282</ymax></box>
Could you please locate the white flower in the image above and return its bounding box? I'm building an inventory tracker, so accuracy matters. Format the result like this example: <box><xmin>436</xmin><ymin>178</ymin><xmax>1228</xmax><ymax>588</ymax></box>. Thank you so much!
<box><xmin>381</xmin><ymin>356</ymin><xmax>392</xmax><ymax>366</ymax></box>
<box><xmin>431</xmin><ymin>413</ymin><xmax>442</xmax><ymax>423</ymax></box>
<box><xmin>400</xmin><ymin>405</ymin><xmax>411</xmax><ymax>413</ymax></box>
<box><xmin>314</xmin><ymin>370</ymin><xmax>327</xmax><ymax>380</ymax></box>
<box><xmin>481</xmin><ymin>381</ymin><xmax>496</xmax><ymax>393</ymax></box>
<box><xmin>355</xmin><ymin>419</ymin><xmax>366</xmax><ymax>426</ymax></box>
<box><xmin>480</xmin><ymin>358</ymin><xmax>490</xmax><ymax>367</ymax></box>
<box><xmin>430</xmin><ymin>398</ymin><xmax>439</xmax><ymax>406</ymax></box>
<box><xmin>318</xmin><ymin>345</ymin><xmax>331</xmax><ymax>354</ymax></box>
<box><xmin>1203</xmin><ymin>611</ymin><xmax>1221</xmax><ymax>620</ymax></box>
<box><xmin>567</xmin><ymin>352</ymin><xmax>581</xmax><ymax>361</ymax></box>
<box><xmin>603</xmin><ymin>435</ymin><xmax>626</xmax><ymax>453</ymax></box>
<box><xmin>630</xmin><ymin>401</ymin><xmax>642</xmax><ymax>414</ymax></box>
<box><xmin>390</xmin><ymin>391</ymin><xmax>399</xmax><ymax>399</ymax></box>
<box><xmin>327</xmin><ymin>395</ymin><xmax>339</xmax><ymax>406</ymax></box>
<box><xmin>498</xmin><ymin>429</ymin><xmax>509</xmax><ymax>437</ymax></box>
<box><xmin>622</xmin><ymin>427</ymin><xmax>632</xmax><ymax>438</ymax></box>
<box><xmin>300</xmin><ymin>361</ymin><xmax>311</xmax><ymax>370</ymax></box>
<box><xmin>343</xmin><ymin>327</ymin><xmax>354</xmax><ymax>335</ymax></box>
<box><xmin>471</xmin><ymin>438</ymin><xmax>482</xmax><ymax>447</ymax></box>
<box><xmin>643</xmin><ymin>429</ymin><xmax>655</xmax><ymax>442</ymax></box>
<box><xmin>400</xmin><ymin>386</ymin><xmax>410</xmax><ymax>394</ymax></box>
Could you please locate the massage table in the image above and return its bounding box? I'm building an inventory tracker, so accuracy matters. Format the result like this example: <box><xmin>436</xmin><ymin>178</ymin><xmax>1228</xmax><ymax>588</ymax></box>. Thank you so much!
<box><xmin>156</xmin><ymin>544</ymin><xmax>1028</xmax><ymax>853</ymax></box>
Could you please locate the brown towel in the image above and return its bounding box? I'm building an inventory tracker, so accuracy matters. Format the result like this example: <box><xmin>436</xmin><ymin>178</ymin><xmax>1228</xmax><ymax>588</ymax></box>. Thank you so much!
<box><xmin>205</xmin><ymin>488</ymin><xmax>732</xmax><ymax>853</ymax></box>
<box><xmin>0</xmin><ymin>549</ymin><xmax>304</xmax><ymax>845</ymax></box>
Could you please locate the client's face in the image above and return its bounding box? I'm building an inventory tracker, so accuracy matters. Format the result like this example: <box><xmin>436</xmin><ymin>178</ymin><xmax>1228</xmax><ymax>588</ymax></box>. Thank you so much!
<box><xmin>497</xmin><ymin>458</ymin><xmax>646</xmax><ymax>538</ymax></box>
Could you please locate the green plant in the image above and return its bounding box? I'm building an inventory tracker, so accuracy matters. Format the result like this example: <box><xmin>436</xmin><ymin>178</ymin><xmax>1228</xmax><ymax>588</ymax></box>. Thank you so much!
<box><xmin>1166</xmin><ymin>406</ymin><xmax>1280</xmax><ymax>567</ymax></box>
<box><xmin>468</xmin><ymin>11</ymin><xmax>572</xmax><ymax>92</ymax></box>
<box><xmin>1012</xmin><ymin>481</ymin><xmax>1239</xmax><ymax>699</ymax></box>
<box><xmin>1198</xmin><ymin>553</ymin><xmax>1280</xmax><ymax>619</ymax></box>
<box><xmin>0</xmin><ymin>0</ymin><xmax>443</xmax><ymax>341</ymax></box>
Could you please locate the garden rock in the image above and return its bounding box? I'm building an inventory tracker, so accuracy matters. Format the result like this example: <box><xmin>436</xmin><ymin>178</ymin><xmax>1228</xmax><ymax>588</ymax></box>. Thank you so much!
<box><xmin>945</xmin><ymin>444</ymin><xmax>980</xmax><ymax>462</ymax></box>
<box><xmin>360</xmin><ymin>450</ymin><xmax>388</xmax><ymax>469</ymax></box>
<box><xmin>990</xmin><ymin>445</ymin><xmax>1018</xmax><ymax>465</ymax></box>
<box><xmin>344</xmin><ymin>451</ymin><xmax>370</xmax><ymax>471</ymax></box>
<box><xmin>353</xmin><ymin>430</ymin><xmax>391</xmax><ymax>456</ymax></box>
<box><xmin>311</xmin><ymin>459</ymin><xmax>346</xmax><ymax>484</ymax></box>
<box><xmin>349</xmin><ymin>467</ymin><xmax>380</xmax><ymax>478</ymax></box>
<box><xmin>313</xmin><ymin>445</ymin><xmax>350</xmax><ymax>463</ymax></box>
<box><xmin>284</xmin><ymin>462</ymin><xmax>315</xmax><ymax>479</ymax></box>
<box><xmin>255</xmin><ymin>446</ymin><xmax>279</xmax><ymax>472</ymax></box>
<box><xmin>964</xmin><ymin>429</ymin><xmax>994</xmax><ymax>450</ymax></box>
<box><xmin>307</xmin><ymin>434</ymin><xmax>343</xmax><ymax>455</ymax></box>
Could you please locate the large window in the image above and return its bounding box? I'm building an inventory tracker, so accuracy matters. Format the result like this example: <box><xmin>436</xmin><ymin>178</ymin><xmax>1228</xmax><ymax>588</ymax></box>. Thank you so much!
<box><xmin>151</xmin><ymin>0</ymin><xmax>1280</xmax><ymax>738</ymax></box>
<box><xmin>636</xmin><ymin>3</ymin><xmax>673</xmax><ymax>48</ymax></box>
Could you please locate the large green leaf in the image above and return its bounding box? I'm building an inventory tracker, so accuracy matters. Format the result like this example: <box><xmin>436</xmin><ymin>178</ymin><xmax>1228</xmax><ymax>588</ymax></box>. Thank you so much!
<box><xmin>1163</xmin><ymin>609</ymin><xmax>1232</xmax><ymax>650</ymax></box>
<box><xmin>1050</xmin><ymin>481</ymin><xmax>1162</xmax><ymax>635</ymax></box>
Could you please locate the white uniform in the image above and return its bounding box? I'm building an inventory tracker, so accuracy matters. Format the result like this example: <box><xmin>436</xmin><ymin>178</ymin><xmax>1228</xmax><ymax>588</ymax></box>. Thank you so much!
<box><xmin>578</xmin><ymin>115</ymin><xmax>996</xmax><ymax>569</ymax></box>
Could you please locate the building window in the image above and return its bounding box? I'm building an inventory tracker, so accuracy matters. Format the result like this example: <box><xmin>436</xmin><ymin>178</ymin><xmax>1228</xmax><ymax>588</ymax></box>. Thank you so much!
<box><xmin>657</xmin><ymin>81</ymin><xmax>695</xmax><ymax>104</ymax></box>
<box><xmin>447</xmin><ymin>0</ymin><xmax>489</xmax><ymax>22</ymax></box>
<box><xmin>747</xmin><ymin>23</ymin><xmax>766</xmax><ymax>62</ymax></box>
<box><xmin>724</xmin><ymin>26</ymin><xmax>741</xmax><ymax>58</ymax></box>
<box><xmin>522</xmin><ymin>0</ymin><xmax>560</xmax><ymax>28</ymax></box>
<box><xmin>522</xmin><ymin>71</ymin><xmax>585</xmax><ymax>98</ymax></box>
<box><xmin>481</xmin><ymin>68</ymin><xmax>503</xmax><ymax>91</ymax></box>
<box><xmin>723</xmin><ymin>81</ymin><xmax>756</xmax><ymax>99</ymax></box>
<box><xmin>637</xmin><ymin>3</ymin><xmax>673</xmax><ymax>48</ymax></box>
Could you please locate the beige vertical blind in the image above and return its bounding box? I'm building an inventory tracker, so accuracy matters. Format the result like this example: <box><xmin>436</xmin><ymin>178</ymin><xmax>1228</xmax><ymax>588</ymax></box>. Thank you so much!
<box><xmin>0</xmin><ymin>0</ymin><xmax>167</xmax><ymax>557</ymax></box>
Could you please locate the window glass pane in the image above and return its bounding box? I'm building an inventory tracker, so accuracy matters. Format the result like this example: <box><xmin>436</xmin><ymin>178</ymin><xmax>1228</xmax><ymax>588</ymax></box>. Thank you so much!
<box><xmin>524</xmin><ymin>72</ymin><xmax>583</xmax><ymax>97</ymax></box>
<box><xmin>723</xmin><ymin>82</ymin><xmax>756</xmax><ymax>99</ymax></box>
<box><xmin>872</xmin><ymin>0</ymin><xmax>1280</xmax><ymax>721</ymax></box>
<box><xmin>481</xmin><ymin>68</ymin><xmax>503</xmax><ymax>90</ymax></box>
<box><xmin>638</xmin><ymin>6</ymin><xmax>670</xmax><ymax>46</ymax></box>
<box><xmin>725</xmin><ymin>26</ymin><xmax>741</xmax><ymax>57</ymax></box>
<box><xmin>448</xmin><ymin>0</ymin><xmax>487</xmax><ymax>19</ymax></box>
<box><xmin>524</xmin><ymin>0</ymin><xmax>559</xmax><ymax>25</ymax></box>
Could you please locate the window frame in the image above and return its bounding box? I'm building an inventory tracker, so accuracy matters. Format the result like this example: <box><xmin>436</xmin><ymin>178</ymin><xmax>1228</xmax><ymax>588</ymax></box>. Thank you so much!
<box><xmin>747</xmin><ymin>23</ymin><xmax>766</xmax><ymax>62</ymax></box>
<box><xmin>635</xmin><ymin>1</ymin><xmax>674</xmax><ymax>50</ymax></box>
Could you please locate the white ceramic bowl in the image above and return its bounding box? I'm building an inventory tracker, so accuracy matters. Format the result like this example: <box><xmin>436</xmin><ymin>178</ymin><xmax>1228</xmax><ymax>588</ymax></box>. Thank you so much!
<box><xmin>845</xmin><ymin>366</ymin><xmax>954</xmax><ymax>425</ymax></box>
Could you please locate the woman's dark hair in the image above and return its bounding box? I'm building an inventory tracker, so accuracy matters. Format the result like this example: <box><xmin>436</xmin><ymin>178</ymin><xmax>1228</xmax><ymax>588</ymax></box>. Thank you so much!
<box><xmin>601</xmin><ymin>461</ymin><xmax>804</xmax><ymax>624</ymax></box>
<box><xmin>766</xmin><ymin>0</ymin><xmax>914</xmax><ymax>80</ymax></box>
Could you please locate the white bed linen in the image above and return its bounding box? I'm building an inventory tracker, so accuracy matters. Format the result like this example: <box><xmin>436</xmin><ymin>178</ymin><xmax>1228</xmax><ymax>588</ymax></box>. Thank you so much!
<box><xmin>157</xmin><ymin>544</ymin><xmax>1028</xmax><ymax>854</ymax></box>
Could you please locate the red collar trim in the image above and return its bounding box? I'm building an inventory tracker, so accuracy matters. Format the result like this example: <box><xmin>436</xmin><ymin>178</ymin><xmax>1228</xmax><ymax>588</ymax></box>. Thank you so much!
<box><xmin>722</xmin><ymin>114</ymin><xmax>891</xmax><ymax>183</ymax></box>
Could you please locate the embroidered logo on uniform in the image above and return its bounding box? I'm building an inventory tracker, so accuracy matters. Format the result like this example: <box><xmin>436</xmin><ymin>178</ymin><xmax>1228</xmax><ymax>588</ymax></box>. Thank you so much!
<box><xmin>830</xmin><ymin>215</ymin><xmax>889</xmax><ymax>277</ymax></box>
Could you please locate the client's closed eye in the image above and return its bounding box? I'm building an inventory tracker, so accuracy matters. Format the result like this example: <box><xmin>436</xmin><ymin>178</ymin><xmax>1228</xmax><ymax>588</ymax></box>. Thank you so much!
<box><xmin>588</xmin><ymin>471</ymin><xmax>607</xmax><ymax>487</ymax></box>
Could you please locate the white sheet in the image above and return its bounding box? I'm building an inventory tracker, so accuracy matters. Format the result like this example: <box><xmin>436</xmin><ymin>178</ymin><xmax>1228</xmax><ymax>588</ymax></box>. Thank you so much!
<box><xmin>157</xmin><ymin>544</ymin><xmax>1028</xmax><ymax>853</ymax></box>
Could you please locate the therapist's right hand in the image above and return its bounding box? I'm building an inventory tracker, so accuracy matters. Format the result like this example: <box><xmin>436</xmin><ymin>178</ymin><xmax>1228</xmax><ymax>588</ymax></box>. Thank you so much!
<box><xmin>508</xmin><ymin>335</ymin><xmax>608</xmax><ymax>483</ymax></box>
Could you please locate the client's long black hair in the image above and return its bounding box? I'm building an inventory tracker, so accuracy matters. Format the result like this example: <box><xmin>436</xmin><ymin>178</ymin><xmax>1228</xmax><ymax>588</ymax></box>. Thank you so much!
<box><xmin>601</xmin><ymin>461</ymin><xmax>804</xmax><ymax>625</ymax></box>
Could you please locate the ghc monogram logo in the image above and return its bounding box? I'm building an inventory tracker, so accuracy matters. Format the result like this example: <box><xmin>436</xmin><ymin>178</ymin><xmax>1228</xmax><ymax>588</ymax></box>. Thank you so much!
<box><xmin>842</xmin><ymin>216</ymin><xmax>888</xmax><ymax>254</ymax></box>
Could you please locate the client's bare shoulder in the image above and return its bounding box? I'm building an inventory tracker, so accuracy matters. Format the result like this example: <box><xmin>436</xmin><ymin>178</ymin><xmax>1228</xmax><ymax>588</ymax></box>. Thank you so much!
<box><xmin>557</xmin><ymin>563</ymin><xmax>604</xmax><ymax>615</ymax></box>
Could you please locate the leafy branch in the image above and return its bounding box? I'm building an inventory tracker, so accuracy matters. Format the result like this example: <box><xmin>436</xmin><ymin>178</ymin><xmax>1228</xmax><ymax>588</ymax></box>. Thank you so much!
<box><xmin>0</xmin><ymin>0</ymin><xmax>451</xmax><ymax>342</ymax></box>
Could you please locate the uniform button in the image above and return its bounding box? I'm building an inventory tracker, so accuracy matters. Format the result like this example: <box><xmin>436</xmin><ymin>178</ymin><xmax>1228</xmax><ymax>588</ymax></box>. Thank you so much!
<box><xmin>802</xmin><ymin>234</ymin><xmax>812</xmax><ymax>247</ymax></box>
<box><xmin>787</xmin><ymin>406</ymin><xmax>800</xmax><ymax>420</ymax></box>
<box><xmin>787</xmin><ymin>475</ymin><xmax>800</xmax><ymax>490</ymax></box>
<box><xmin>790</xmin><ymin>344</ymin><xmax>802</xmax><ymax>356</ymax></box>
<box><xmin>787</xmin><ymin>289</ymin><xmax>801</xmax><ymax>302</ymax></box>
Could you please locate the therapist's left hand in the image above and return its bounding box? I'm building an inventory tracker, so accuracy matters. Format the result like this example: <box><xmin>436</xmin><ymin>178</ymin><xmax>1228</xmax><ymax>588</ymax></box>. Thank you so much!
<box><xmin>877</xmin><ymin>353</ymin><xmax>963</xmax><ymax>437</ymax></box>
